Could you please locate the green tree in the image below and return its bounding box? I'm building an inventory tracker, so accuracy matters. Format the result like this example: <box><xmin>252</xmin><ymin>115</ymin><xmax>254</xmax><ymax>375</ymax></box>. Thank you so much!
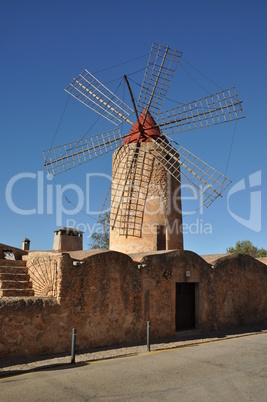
<box><xmin>226</xmin><ymin>240</ymin><xmax>267</xmax><ymax>258</ymax></box>
<box><xmin>88</xmin><ymin>213</ymin><xmax>109</xmax><ymax>250</ymax></box>
<box><xmin>256</xmin><ymin>248</ymin><xmax>267</xmax><ymax>258</ymax></box>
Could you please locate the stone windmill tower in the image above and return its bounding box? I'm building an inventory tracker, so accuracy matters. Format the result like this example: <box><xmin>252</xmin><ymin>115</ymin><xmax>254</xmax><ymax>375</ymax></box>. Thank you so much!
<box><xmin>108</xmin><ymin>109</ymin><xmax>183</xmax><ymax>254</ymax></box>
<box><xmin>43</xmin><ymin>43</ymin><xmax>245</xmax><ymax>254</ymax></box>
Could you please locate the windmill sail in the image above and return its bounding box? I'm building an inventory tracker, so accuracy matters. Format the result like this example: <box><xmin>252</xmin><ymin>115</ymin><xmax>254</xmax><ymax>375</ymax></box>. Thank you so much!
<box><xmin>137</xmin><ymin>43</ymin><xmax>182</xmax><ymax>117</ymax></box>
<box><xmin>43</xmin><ymin>129</ymin><xmax>127</xmax><ymax>176</ymax></box>
<box><xmin>65</xmin><ymin>70</ymin><xmax>134</xmax><ymax>125</ymax></box>
<box><xmin>148</xmin><ymin>136</ymin><xmax>231</xmax><ymax>207</ymax></box>
<box><xmin>157</xmin><ymin>87</ymin><xmax>245</xmax><ymax>135</ymax></box>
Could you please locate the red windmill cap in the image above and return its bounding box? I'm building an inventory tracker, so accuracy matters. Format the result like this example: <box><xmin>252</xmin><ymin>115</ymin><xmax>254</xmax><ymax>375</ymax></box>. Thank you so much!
<box><xmin>123</xmin><ymin>109</ymin><xmax>161</xmax><ymax>145</ymax></box>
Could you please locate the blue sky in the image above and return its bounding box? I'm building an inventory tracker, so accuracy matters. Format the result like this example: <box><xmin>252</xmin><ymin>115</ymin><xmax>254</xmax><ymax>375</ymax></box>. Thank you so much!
<box><xmin>1</xmin><ymin>0</ymin><xmax>266</xmax><ymax>254</ymax></box>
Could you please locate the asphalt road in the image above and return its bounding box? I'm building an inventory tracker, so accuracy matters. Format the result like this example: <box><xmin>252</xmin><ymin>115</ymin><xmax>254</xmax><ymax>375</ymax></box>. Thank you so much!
<box><xmin>1</xmin><ymin>333</ymin><xmax>266</xmax><ymax>401</ymax></box>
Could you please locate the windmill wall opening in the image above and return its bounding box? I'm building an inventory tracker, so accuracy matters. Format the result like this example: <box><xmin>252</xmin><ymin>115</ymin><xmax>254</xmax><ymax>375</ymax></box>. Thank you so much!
<box><xmin>157</xmin><ymin>225</ymin><xmax>166</xmax><ymax>250</ymax></box>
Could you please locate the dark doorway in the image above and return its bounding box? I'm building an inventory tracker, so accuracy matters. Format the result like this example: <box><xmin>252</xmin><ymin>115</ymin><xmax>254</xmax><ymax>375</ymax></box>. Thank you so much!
<box><xmin>175</xmin><ymin>283</ymin><xmax>195</xmax><ymax>331</ymax></box>
<box><xmin>157</xmin><ymin>225</ymin><xmax>166</xmax><ymax>250</ymax></box>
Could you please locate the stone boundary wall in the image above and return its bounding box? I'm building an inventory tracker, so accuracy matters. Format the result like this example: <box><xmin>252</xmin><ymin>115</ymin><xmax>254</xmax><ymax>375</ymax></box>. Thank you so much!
<box><xmin>211</xmin><ymin>254</ymin><xmax>267</xmax><ymax>329</ymax></box>
<box><xmin>0</xmin><ymin>251</ymin><xmax>266</xmax><ymax>360</ymax></box>
<box><xmin>0</xmin><ymin>298</ymin><xmax>59</xmax><ymax>358</ymax></box>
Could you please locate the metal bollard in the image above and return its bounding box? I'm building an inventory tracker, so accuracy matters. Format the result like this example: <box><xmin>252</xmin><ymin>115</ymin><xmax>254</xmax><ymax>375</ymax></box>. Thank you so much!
<box><xmin>71</xmin><ymin>328</ymin><xmax>76</xmax><ymax>364</ymax></box>
<box><xmin>147</xmin><ymin>321</ymin><xmax>150</xmax><ymax>352</ymax></box>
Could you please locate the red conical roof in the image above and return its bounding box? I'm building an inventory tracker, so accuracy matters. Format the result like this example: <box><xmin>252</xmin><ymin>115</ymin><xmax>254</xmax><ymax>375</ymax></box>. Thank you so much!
<box><xmin>123</xmin><ymin>109</ymin><xmax>161</xmax><ymax>145</ymax></box>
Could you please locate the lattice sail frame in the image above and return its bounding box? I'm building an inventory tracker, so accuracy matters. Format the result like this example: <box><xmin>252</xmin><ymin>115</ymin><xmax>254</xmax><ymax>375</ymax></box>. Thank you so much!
<box><xmin>149</xmin><ymin>136</ymin><xmax>231</xmax><ymax>207</ymax></box>
<box><xmin>157</xmin><ymin>87</ymin><xmax>245</xmax><ymax>135</ymax></box>
<box><xmin>43</xmin><ymin>129</ymin><xmax>127</xmax><ymax>176</ymax></box>
<box><xmin>65</xmin><ymin>70</ymin><xmax>134</xmax><ymax>125</ymax></box>
<box><xmin>137</xmin><ymin>42</ymin><xmax>183</xmax><ymax>116</ymax></box>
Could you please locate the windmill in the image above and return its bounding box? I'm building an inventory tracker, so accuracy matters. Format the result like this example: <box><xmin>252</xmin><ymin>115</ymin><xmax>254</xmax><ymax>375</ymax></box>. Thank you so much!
<box><xmin>43</xmin><ymin>43</ymin><xmax>245</xmax><ymax>254</ymax></box>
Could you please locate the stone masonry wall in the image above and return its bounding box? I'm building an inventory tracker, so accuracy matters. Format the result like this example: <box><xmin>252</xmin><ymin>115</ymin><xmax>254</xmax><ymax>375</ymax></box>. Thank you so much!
<box><xmin>58</xmin><ymin>251</ymin><xmax>145</xmax><ymax>349</ymax></box>
<box><xmin>0</xmin><ymin>251</ymin><xmax>266</xmax><ymax>360</ymax></box>
<box><xmin>0</xmin><ymin>298</ymin><xmax>59</xmax><ymax>358</ymax></box>
<box><xmin>210</xmin><ymin>253</ymin><xmax>267</xmax><ymax>330</ymax></box>
<box><xmin>138</xmin><ymin>250</ymin><xmax>212</xmax><ymax>337</ymax></box>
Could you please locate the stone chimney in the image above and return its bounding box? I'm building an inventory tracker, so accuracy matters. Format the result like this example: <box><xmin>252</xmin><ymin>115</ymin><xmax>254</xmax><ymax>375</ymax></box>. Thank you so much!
<box><xmin>53</xmin><ymin>227</ymin><xmax>83</xmax><ymax>252</ymax></box>
<box><xmin>22</xmin><ymin>238</ymin><xmax>31</xmax><ymax>251</ymax></box>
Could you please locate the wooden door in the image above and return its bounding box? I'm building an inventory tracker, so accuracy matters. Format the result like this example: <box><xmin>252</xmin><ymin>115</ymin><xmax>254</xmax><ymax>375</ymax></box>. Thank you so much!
<box><xmin>175</xmin><ymin>283</ymin><xmax>195</xmax><ymax>330</ymax></box>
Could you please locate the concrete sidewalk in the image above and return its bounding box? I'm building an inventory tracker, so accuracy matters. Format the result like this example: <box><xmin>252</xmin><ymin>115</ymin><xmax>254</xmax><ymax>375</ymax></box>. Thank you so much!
<box><xmin>0</xmin><ymin>325</ymin><xmax>266</xmax><ymax>378</ymax></box>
